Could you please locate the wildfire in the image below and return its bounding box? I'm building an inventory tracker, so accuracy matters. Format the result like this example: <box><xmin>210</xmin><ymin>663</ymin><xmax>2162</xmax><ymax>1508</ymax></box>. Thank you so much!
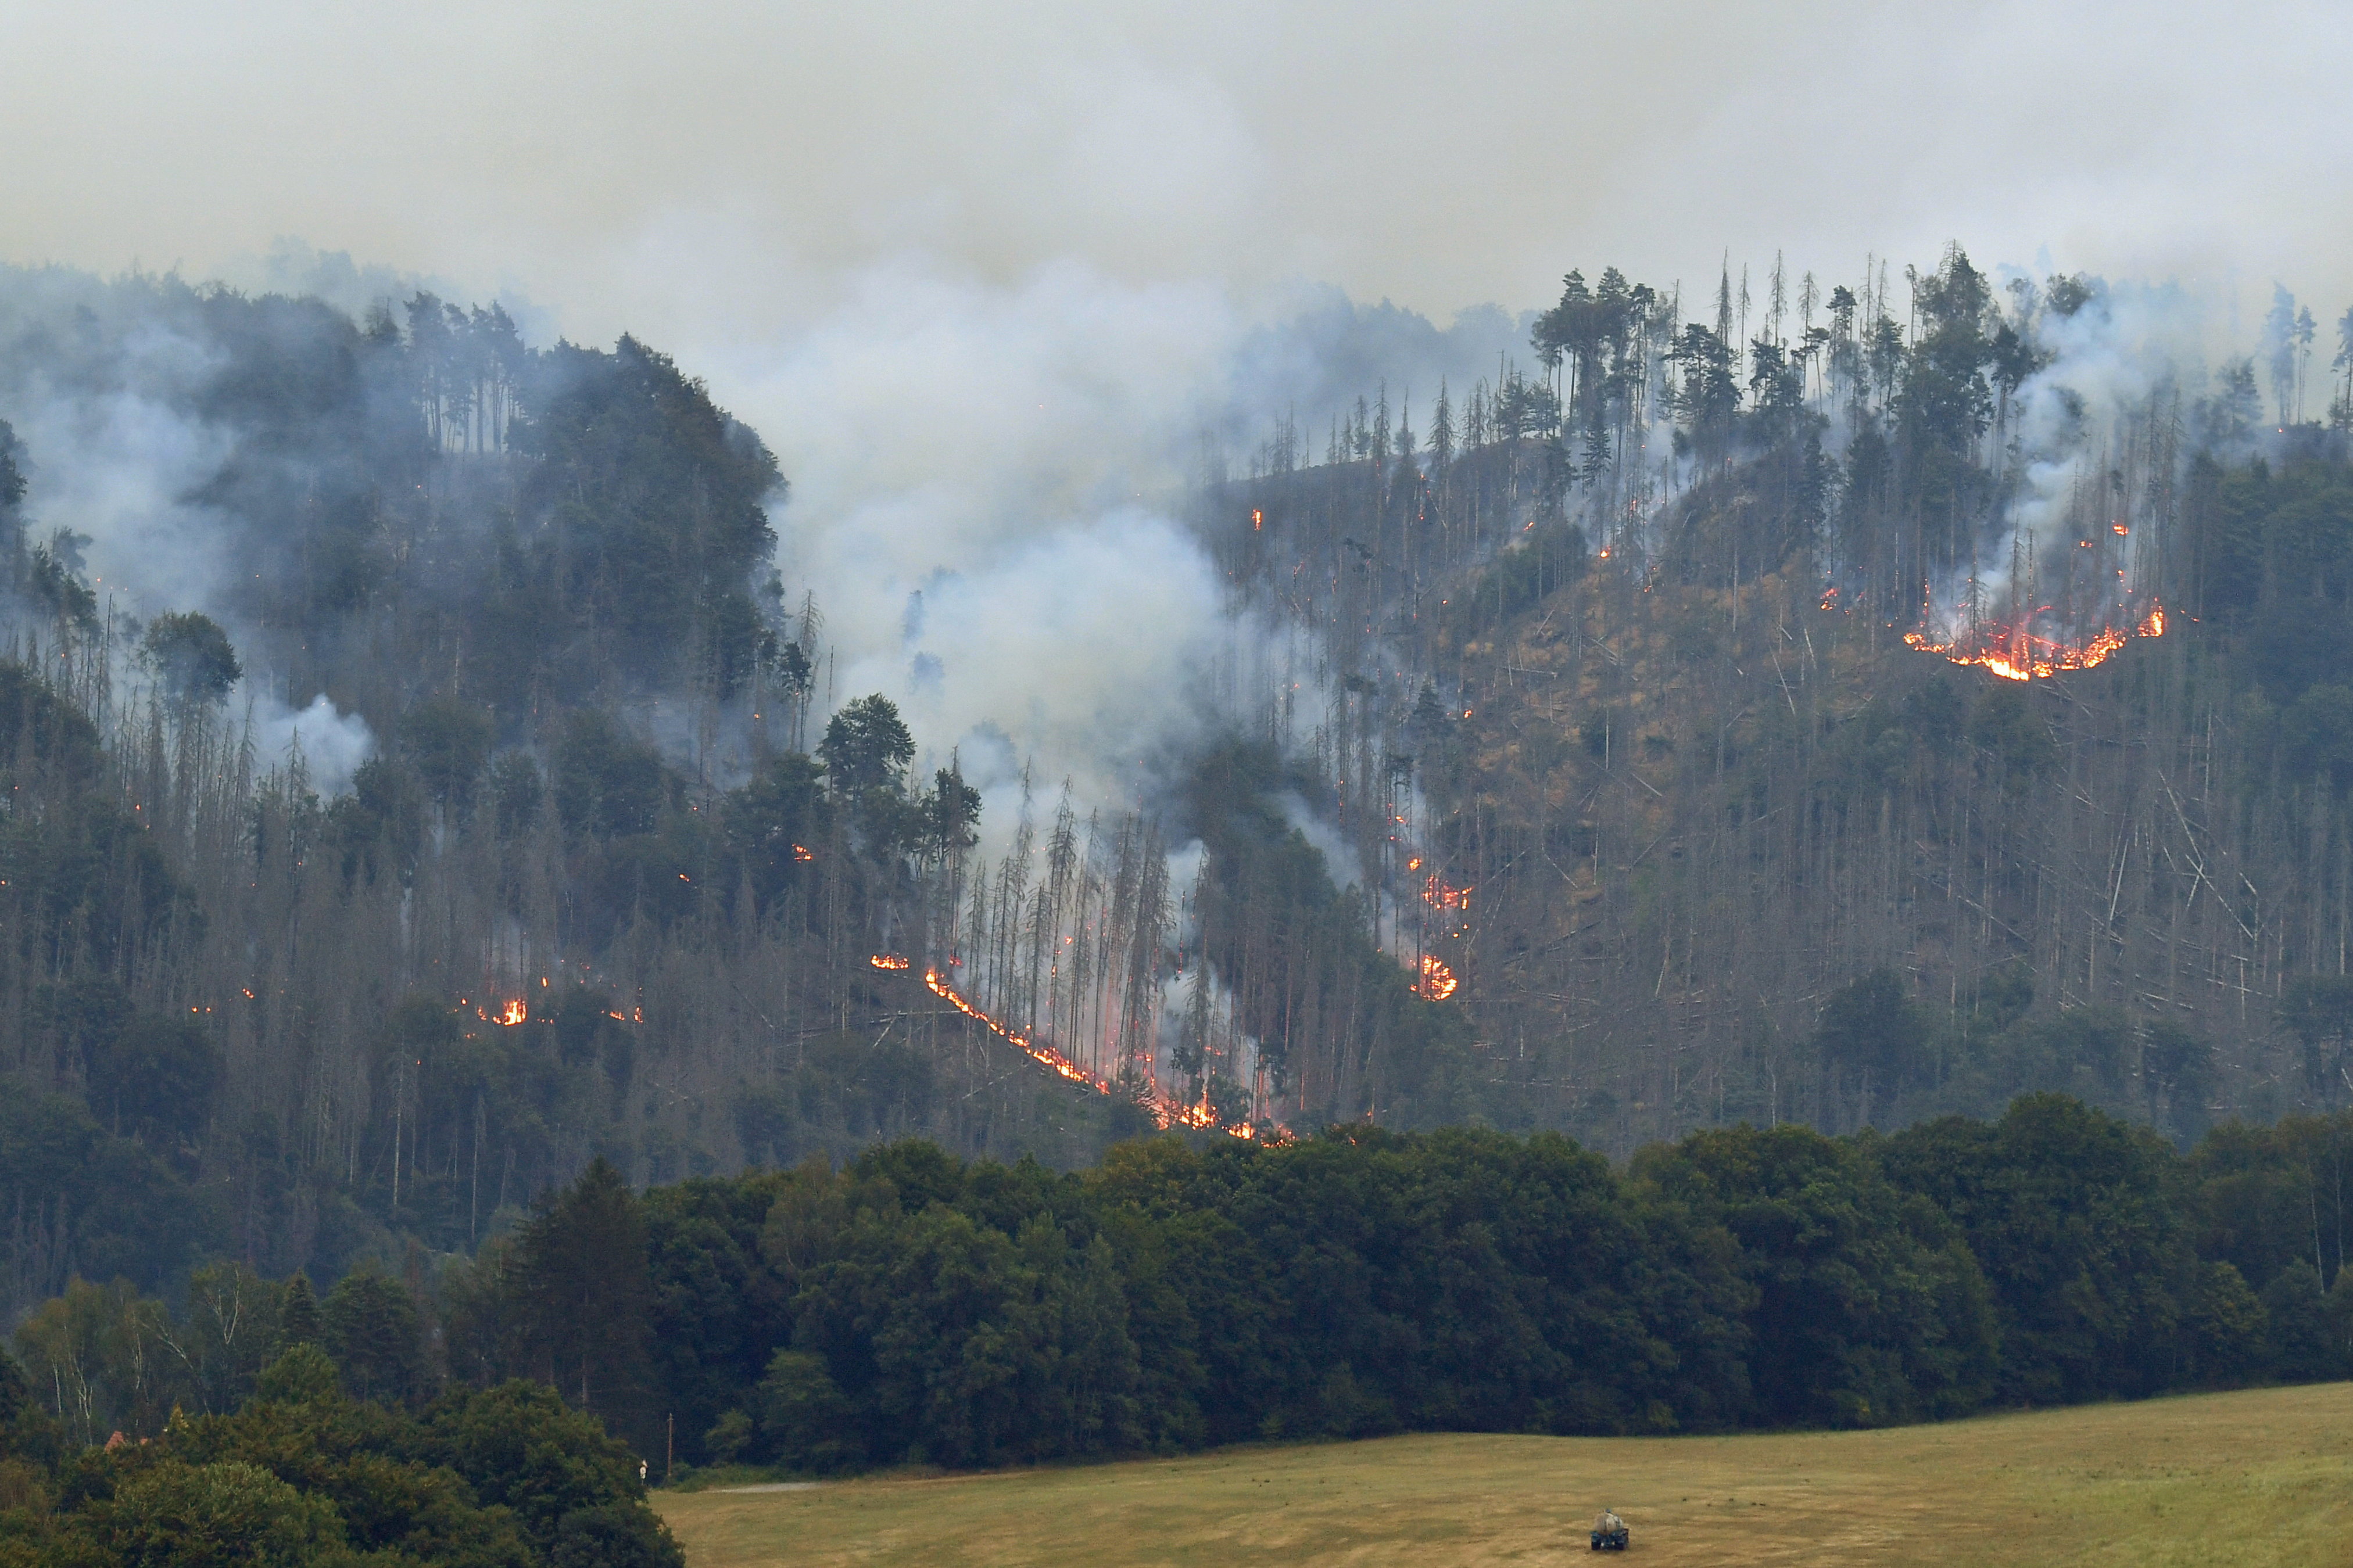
<box><xmin>1904</xmin><ymin>602</ymin><xmax>2165</xmax><ymax>681</ymax></box>
<box><xmin>495</xmin><ymin>999</ymin><xmax>527</xmax><ymax>1025</ymax></box>
<box><xmin>1416</xmin><ymin>955</ymin><xmax>1459</xmax><ymax>1000</ymax></box>
<box><xmin>1422</xmin><ymin>874</ymin><xmax>1471</xmax><ymax>912</ymax></box>
<box><xmin>869</xmin><ymin>957</ymin><xmax>1276</xmax><ymax>1140</ymax></box>
<box><xmin>792</xmin><ymin>844</ymin><xmax>815</xmax><ymax>863</ymax></box>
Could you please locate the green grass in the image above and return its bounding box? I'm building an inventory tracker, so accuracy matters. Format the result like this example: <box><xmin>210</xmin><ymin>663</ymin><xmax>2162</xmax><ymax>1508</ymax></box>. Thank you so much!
<box><xmin>654</xmin><ymin>1382</ymin><xmax>2353</xmax><ymax>1566</ymax></box>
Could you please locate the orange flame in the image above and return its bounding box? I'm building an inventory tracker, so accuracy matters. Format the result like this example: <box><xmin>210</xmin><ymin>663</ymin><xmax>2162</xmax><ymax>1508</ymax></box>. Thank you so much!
<box><xmin>870</xmin><ymin>954</ymin><xmax>912</xmax><ymax>971</ymax></box>
<box><xmin>792</xmin><ymin>844</ymin><xmax>815</xmax><ymax>863</ymax></box>
<box><xmin>869</xmin><ymin>958</ymin><xmax>1278</xmax><ymax>1139</ymax></box>
<box><xmin>496</xmin><ymin>999</ymin><xmax>527</xmax><ymax>1025</ymax></box>
<box><xmin>1421</xmin><ymin>874</ymin><xmax>1471</xmax><ymax>912</ymax></box>
<box><xmin>1904</xmin><ymin>600</ymin><xmax>2165</xmax><ymax>681</ymax></box>
<box><xmin>1416</xmin><ymin>955</ymin><xmax>1459</xmax><ymax>1000</ymax></box>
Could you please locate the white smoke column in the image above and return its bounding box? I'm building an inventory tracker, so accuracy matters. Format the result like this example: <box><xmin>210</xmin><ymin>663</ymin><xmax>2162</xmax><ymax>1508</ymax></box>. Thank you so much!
<box><xmin>5</xmin><ymin>360</ymin><xmax>238</xmax><ymax>618</ymax></box>
<box><xmin>0</xmin><ymin>284</ymin><xmax>385</xmax><ymax>791</ymax></box>
<box><xmin>1907</xmin><ymin>270</ymin><xmax>2225</xmax><ymax>645</ymax></box>
<box><xmin>2005</xmin><ymin>275</ymin><xmax>2213</xmax><ymax>546</ymax></box>
<box><xmin>252</xmin><ymin>692</ymin><xmax>374</xmax><ymax>797</ymax></box>
<box><xmin>716</xmin><ymin>256</ymin><xmax>1248</xmax><ymax>845</ymax></box>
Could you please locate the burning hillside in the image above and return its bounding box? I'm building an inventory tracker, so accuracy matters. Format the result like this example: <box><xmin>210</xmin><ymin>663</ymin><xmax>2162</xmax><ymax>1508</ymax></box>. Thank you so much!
<box><xmin>1904</xmin><ymin>603</ymin><xmax>2165</xmax><ymax>680</ymax></box>
<box><xmin>873</xmin><ymin>954</ymin><xmax>1277</xmax><ymax>1141</ymax></box>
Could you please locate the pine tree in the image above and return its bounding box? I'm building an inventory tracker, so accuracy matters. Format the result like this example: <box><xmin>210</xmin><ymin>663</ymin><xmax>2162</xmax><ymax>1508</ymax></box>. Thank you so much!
<box><xmin>511</xmin><ymin>1157</ymin><xmax>655</xmax><ymax>1443</ymax></box>
<box><xmin>322</xmin><ymin>1269</ymin><xmax>427</xmax><ymax>1406</ymax></box>
<box><xmin>278</xmin><ymin>1274</ymin><xmax>322</xmax><ymax>1351</ymax></box>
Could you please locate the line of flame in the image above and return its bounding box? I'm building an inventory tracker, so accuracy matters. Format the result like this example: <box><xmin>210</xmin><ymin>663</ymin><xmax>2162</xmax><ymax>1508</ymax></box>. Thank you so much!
<box><xmin>1904</xmin><ymin>604</ymin><xmax>2164</xmax><ymax>681</ymax></box>
<box><xmin>871</xmin><ymin>957</ymin><xmax>1274</xmax><ymax>1140</ymax></box>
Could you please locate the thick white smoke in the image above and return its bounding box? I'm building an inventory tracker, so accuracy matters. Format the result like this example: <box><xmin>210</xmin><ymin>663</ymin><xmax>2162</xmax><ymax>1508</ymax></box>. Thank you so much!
<box><xmin>2004</xmin><ymin>274</ymin><xmax>2215</xmax><ymax>544</ymax></box>
<box><xmin>5</xmin><ymin>353</ymin><xmax>237</xmax><ymax>618</ymax></box>
<box><xmin>252</xmin><ymin>691</ymin><xmax>374</xmax><ymax>797</ymax></box>
<box><xmin>0</xmin><ymin>280</ymin><xmax>379</xmax><ymax>790</ymax></box>
<box><xmin>714</xmin><ymin>257</ymin><xmax>1252</xmax><ymax>843</ymax></box>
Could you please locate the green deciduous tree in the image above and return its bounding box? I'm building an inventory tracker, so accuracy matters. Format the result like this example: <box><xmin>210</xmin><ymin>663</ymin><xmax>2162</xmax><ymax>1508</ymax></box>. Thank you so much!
<box><xmin>138</xmin><ymin>612</ymin><xmax>242</xmax><ymax>713</ymax></box>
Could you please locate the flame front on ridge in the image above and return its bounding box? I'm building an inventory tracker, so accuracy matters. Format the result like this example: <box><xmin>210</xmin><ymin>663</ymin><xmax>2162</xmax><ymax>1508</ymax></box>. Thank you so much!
<box><xmin>1903</xmin><ymin>603</ymin><xmax>2165</xmax><ymax>681</ymax></box>
<box><xmin>866</xmin><ymin>957</ymin><xmax>1279</xmax><ymax>1141</ymax></box>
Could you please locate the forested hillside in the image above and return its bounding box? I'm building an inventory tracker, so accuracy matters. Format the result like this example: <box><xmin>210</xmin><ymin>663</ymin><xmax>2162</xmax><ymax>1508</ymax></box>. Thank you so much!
<box><xmin>0</xmin><ymin>248</ymin><xmax>2349</xmax><ymax>1336</ymax></box>
<box><xmin>1198</xmin><ymin>253</ymin><xmax>2353</xmax><ymax>1152</ymax></box>
<box><xmin>0</xmin><ymin>271</ymin><xmax>1116</xmax><ymax>1322</ymax></box>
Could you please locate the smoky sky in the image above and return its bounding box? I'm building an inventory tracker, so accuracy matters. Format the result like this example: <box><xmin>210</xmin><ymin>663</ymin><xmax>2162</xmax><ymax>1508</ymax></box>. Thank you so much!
<box><xmin>3</xmin><ymin>0</ymin><xmax>2348</xmax><ymax>350</ymax></box>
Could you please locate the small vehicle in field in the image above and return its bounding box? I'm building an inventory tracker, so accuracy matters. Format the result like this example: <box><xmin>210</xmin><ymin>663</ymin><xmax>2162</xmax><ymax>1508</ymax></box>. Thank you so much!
<box><xmin>1589</xmin><ymin>1508</ymin><xmax>1628</xmax><ymax>1551</ymax></box>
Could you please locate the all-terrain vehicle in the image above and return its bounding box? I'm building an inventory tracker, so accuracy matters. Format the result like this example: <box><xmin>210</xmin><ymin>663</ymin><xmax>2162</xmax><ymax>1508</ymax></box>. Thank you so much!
<box><xmin>1589</xmin><ymin>1509</ymin><xmax>1628</xmax><ymax>1551</ymax></box>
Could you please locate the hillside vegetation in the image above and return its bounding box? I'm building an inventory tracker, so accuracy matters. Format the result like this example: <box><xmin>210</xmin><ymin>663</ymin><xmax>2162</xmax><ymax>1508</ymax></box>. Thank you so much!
<box><xmin>1202</xmin><ymin>254</ymin><xmax>2353</xmax><ymax>1150</ymax></box>
<box><xmin>6</xmin><ymin>252</ymin><xmax>2353</xmax><ymax>1545</ymax></box>
<box><xmin>0</xmin><ymin>253</ymin><xmax>2346</xmax><ymax>1310</ymax></box>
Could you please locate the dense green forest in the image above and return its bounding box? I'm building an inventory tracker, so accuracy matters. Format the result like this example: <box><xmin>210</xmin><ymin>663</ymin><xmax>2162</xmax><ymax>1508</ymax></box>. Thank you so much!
<box><xmin>3</xmin><ymin>1096</ymin><xmax>2347</xmax><ymax>1507</ymax></box>
<box><xmin>0</xmin><ymin>1327</ymin><xmax>683</xmax><ymax>1564</ymax></box>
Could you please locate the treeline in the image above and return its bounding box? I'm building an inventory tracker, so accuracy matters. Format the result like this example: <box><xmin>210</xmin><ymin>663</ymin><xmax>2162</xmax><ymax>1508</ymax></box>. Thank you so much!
<box><xmin>641</xmin><ymin>1097</ymin><xmax>2353</xmax><ymax>1459</ymax></box>
<box><xmin>0</xmin><ymin>271</ymin><xmax>792</xmax><ymax>716</ymax></box>
<box><xmin>29</xmin><ymin>1093</ymin><xmax>2349</xmax><ymax>1489</ymax></box>
<box><xmin>0</xmin><ymin>1319</ymin><xmax>679</xmax><ymax>1565</ymax></box>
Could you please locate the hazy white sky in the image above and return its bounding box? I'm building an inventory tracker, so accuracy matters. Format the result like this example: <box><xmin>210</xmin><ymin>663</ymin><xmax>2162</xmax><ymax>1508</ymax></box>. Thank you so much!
<box><xmin>3</xmin><ymin>0</ymin><xmax>2347</xmax><ymax>350</ymax></box>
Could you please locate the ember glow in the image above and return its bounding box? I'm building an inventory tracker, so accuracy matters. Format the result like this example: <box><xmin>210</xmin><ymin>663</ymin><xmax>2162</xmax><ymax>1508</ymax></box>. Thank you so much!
<box><xmin>869</xmin><ymin>960</ymin><xmax>1274</xmax><ymax>1139</ymax></box>
<box><xmin>495</xmin><ymin>999</ymin><xmax>527</xmax><ymax>1025</ymax></box>
<box><xmin>1422</xmin><ymin>874</ymin><xmax>1471</xmax><ymax>912</ymax></box>
<box><xmin>1415</xmin><ymin>955</ymin><xmax>1459</xmax><ymax>1000</ymax></box>
<box><xmin>1904</xmin><ymin>602</ymin><xmax>2165</xmax><ymax>681</ymax></box>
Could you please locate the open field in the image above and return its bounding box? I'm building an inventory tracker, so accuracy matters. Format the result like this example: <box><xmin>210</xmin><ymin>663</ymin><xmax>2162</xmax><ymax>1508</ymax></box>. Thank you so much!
<box><xmin>654</xmin><ymin>1382</ymin><xmax>2353</xmax><ymax>1567</ymax></box>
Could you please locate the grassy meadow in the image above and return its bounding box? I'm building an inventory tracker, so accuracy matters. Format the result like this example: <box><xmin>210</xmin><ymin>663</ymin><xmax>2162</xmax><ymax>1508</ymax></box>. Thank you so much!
<box><xmin>654</xmin><ymin>1382</ymin><xmax>2353</xmax><ymax>1567</ymax></box>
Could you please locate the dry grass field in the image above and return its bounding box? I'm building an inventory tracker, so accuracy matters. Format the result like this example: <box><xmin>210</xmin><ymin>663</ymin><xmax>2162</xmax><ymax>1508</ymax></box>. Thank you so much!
<box><xmin>654</xmin><ymin>1382</ymin><xmax>2353</xmax><ymax>1567</ymax></box>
